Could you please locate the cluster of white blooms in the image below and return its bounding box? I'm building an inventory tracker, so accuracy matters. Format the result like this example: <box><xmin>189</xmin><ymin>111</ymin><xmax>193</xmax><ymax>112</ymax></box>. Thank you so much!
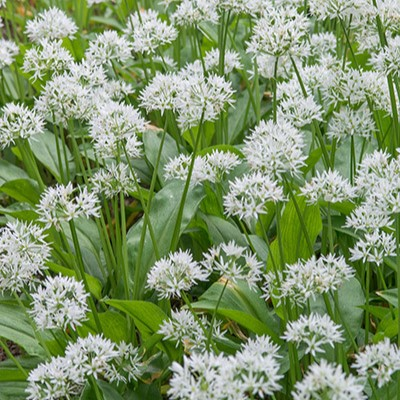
<box><xmin>159</xmin><ymin>309</ymin><xmax>224</xmax><ymax>352</ymax></box>
<box><xmin>201</xmin><ymin>241</ymin><xmax>263</xmax><ymax>289</ymax></box>
<box><xmin>370</xmin><ymin>36</ymin><xmax>400</xmax><ymax>77</ymax></box>
<box><xmin>25</xmin><ymin>7</ymin><xmax>78</xmax><ymax>43</ymax></box>
<box><xmin>309</xmin><ymin>32</ymin><xmax>337</xmax><ymax>58</ymax></box>
<box><xmin>29</xmin><ymin>275</ymin><xmax>89</xmax><ymax>330</ymax></box>
<box><xmin>243</xmin><ymin>119</ymin><xmax>307</xmax><ymax>179</ymax></box>
<box><xmin>86</xmin><ymin>31</ymin><xmax>133</xmax><ymax>66</ymax></box>
<box><xmin>26</xmin><ymin>334</ymin><xmax>143</xmax><ymax>399</ymax></box>
<box><xmin>147</xmin><ymin>250</ymin><xmax>210</xmax><ymax>299</ymax></box>
<box><xmin>0</xmin><ymin>103</ymin><xmax>45</xmax><ymax>149</ymax></box>
<box><xmin>124</xmin><ymin>9</ymin><xmax>178</xmax><ymax>54</ymax></box>
<box><xmin>169</xmin><ymin>335</ymin><xmax>282</xmax><ymax>399</ymax></box>
<box><xmin>0</xmin><ymin>221</ymin><xmax>50</xmax><ymax>294</ymax></box>
<box><xmin>0</xmin><ymin>39</ymin><xmax>19</xmax><ymax>69</ymax></box>
<box><xmin>91</xmin><ymin>162</ymin><xmax>138</xmax><ymax>198</ymax></box>
<box><xmin>164</xmin><ymin>150</ymin><xmax>240</xmax><ymax>185</ymax></box>
<box><xmin>89</xmin><ymin>101</ymin><xmax>145</xmax><ymax>159</ymax></box>
<box><xmin>37</xmin><ymin>182</ymin><xmax>101</xmax><ymax>230</ymax></box>
<box><xmin>224</xmin><ymin>171</ymin><xmax>285</xmax><ymax>221</ymax></box>
<box><xmin>282</xmin><ymin>313</ymin><xmax>344</xmax><ymax>356</ymax></box>
<box><xmin>171</xmin><ymin>0</ymin><xmax>219</xmax><ymax>26</ymax></box>
<box><xmin>308</xmin><ymin>0</ymin><xmax>367</xmax><ymax>20</ymax></box>
<box><xmin>353</xmin><ymin>338</ymin><xmax>400</xmax><ymax>388</ymax></box>
<box><xmin>301</xmin><ymin>169</ymin><xmax>356</xmax><ymax>204</ymax></box>
<box><xmin>277</xmin><ymin>255</ymin><xmax>354</xmax><ymax>306</ymax></box>
<box><xmin>23</xmin><ymin>39</ymin><xmax>73</xmax><ymax>82</ymax></box>
<box><xmin>292</xmin><ymin>360</ymin><xmax>366</xmax><ymax>400</ymax></box>
<box><xmin>204</xmin><ymin>48</ymin><xmax>242</xmax><ymax>74</ymax></box>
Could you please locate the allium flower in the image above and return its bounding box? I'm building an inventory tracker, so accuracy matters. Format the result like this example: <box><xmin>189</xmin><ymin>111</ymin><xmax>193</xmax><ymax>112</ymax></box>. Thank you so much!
<box><xmin>353</xmin><ymin>338</ymin><xmax>400</xmax><ymax>388</ymax></box>
<box><xmin>171</xmin><ymin>0</ymin><xmax>219</xmax><ymax>26</ymax></box>
<box><xmin>89</xmin><ymin>101</ymin><xmax>145</xmax><ymax>159</ymax></box>
<box><xmin>159</xmin><ymin>309</ymin><xmax>224</xmax><ymax>352</ymax></box>
<box><xmin>201</xmin><ymin>241</ymin><xmax>263</xmax><ymax>289</ymax></box>
<box><xmin>206</xmin><ymin>150</ymin><xmax>241</xmax><ymax>180</ymax></box>
<box><xmin>370</xmin><ymin>36</ymin><xmax>400</xmax><ymax>77</ymax></box>
<box><xmin>327</xmin><ymin>105</ymin><xmax>375</xmax><ymax>141</ymax></box>
<box><xmin>86</xmin><ymin>31</ymin><xmax>133</xmax><ymax>66</ymax></box>
<box><xmin>91</xmin><ymin>162</ymin><xmax>138</xmax><ymax>198</ymax></box>
<box><xmin>345</xmin><ymin>204</ymin><xmax>393</xmax><ymax>232</ymax></box>
<box><xmin>301</xmin><ymin>170</ymin><xmax>356</xmax><ymax>204</ymax></box>
<box><xmin>349</xmin><ymin>230</ymin><xmax>396</xmax><ymax>265</ymax></box>
<box><xmin>310</xmin><ymin>32</ymin><xmax>337</xmax><ymax>58</ymax></box>
<box><xmin>0</xmin><ymin>221</ymin><xmax>50</xmax><ymax>294</ymax></box>
<box><xmin>29</xmin><ymin>275</ymin><xmax>89</xmax><ymax>330</ymax></box>
<box><xmin>243</xmin><ymin>119</ymin><xmax>306</xmax><ymax>179</ymax></box>
<box><xmin>280</xmin><ymin>254</ymin><xmax>354</xmax><ymax>306</ymax></box>
<box><xmin>37</xmin><ymin>182</ymin><xmax>101</xmax><ymax>230</ymax></box>
<box><xmin>0</xmin><ymin>39</ymin><xmax>19</xmax><ymax>69</ymax></box>
<box><xmin>124</xmin><ymin>9</ymin><xmax>178</xmax><ymax>54</ymax></box>
<box><xmin>25</xmin><ymin>7</ymin><xmax>78</xmax><ymax>43</ymax></box>
<box><xmin>0</xmin><ymin>103</ymin><xmax>45</xmax><ymax>149</ymax></box>
<box><xmin>308</xmin><ymin>0</ymin><xmax>366</xmax><ymax>20</ymax></box>
<box><xmin>292</xmin><ymin>360</ymin><xmax>366</xmax><ymax>400</ymax></box>
<box><xmin>204</xmin><ymin>48</ymin><xmax>242</xmax><ymax>74</ymax></box>
<box><xmin>282</xmin><ymin>313</ymin><xmax>344</xmax><ymax>356</ymax></box>
<box><xmin>23</xmin><ymin>39</ymin><xmax>73</xmax><ymax>82</ymax></box>
<box><xmin>224</xmin><ymin>171</ymin><xmax>285</xmax><ymax>221</ymax></box>
<box><xmin>147</xmin><ymin>250</ymin><xmax>210</xmax><ymax>299</ymax></box>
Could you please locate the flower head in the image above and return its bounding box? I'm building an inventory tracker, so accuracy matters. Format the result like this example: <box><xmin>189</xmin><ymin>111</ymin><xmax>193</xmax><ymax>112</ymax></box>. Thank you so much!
<box><xmin>0</xmin><ymin>39</ymin><xmax>19</xmax><ymax>69</ymax></box>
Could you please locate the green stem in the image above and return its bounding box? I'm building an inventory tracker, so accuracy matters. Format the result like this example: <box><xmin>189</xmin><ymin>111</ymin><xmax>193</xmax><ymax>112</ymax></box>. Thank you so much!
<box><xmin>0</xmin><ymin>338</ymin><xmax>28</xmax><ymax>378</ymax></box>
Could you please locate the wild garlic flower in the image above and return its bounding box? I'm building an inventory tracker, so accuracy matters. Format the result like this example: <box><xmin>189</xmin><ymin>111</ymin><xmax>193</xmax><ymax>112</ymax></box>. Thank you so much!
<box><xmin>0</xmin><ymin>221</ymin><xmax>50</xmax><ymax>294</ymax></box>
<box><xmin>25</xmin><ymin>7</ymin><xmax>78</xmax><ymax>43</ymax></box>
<box><xmin>353</xmin><ymin>338</ymin><xmax>400</xmax><ymax>388</ymax></box>
<box><xmin>159</xmin><ymin>309</ymin><xmax>224</xmax><ymax>352</ymax></box>
<box><xmin>89</xmin><ymin>101</ymin><xmax>145</xmax><ymax>159</ymax></box>
<box><xmin>292</xmin><ymin>360</ymin><xmax>366</xmax><ymax>400</ymax></box>
<box><xmin>124</xmin><ymin>9</ymin><xmax>178</xmax><ymax>54</ymax></box>
<box><xmin>29</xmin><ymin>275</ymin><xmax>89</xmax><ymax>330</ymax></box>
<box><xmin>37</xmin><ymin>182</ymin><xmax>101</xmax><ymax>231</ymax></box>
<box><xmin>171</xmin><ymin>0</ymin><xmax>219</xmax><ymax>26</ymax></box>
<box><xmin>282</xmin><ymin>313</ymin><xmax>344</xmax><ymax>357</ymax></box>
<box><xmin>91</xmin><ymin>162</ymin><xmax>138</xmax><ymax>198</ymax></box>
<box><xmin>327</xmin><ymin>105</ymin><xmax>375</xmax><ymax>141</ymax></box>
<box><xmin>280</xmin><ymin>254</ymin><xmax>354</xmax><ymax>306</ymax></box>
<box><xmin>201</xmin><ymin>241</ymin><xmax>263</xmax><ymax>289</ymax></box>
<box><xmin>345</xmin><ymin>204</ymin><xmax>393</xmax><ymax>232</ymax></box>
<box><xmin>349</xmin><ymin>229</ymin><xmax>396</xmax><ymax>265</ymax></box>
<box><xmin>301</xmin><ymin>170</ymin><xmax>356</xmax><ymax>204</ymax></box>
<box><xmin>147</xmin><ymin>250</ymin><xmax>210</xmax><ymax>299</ymax></box>
<box><xmin>27</xmin><ymin>334</ymin><xmax>143</xmax><ymax>399</ymax></box>
<box><xmin>243</xmin><ymin>119</ymin><xmax>306</xmax><ymax>179</ymax></box>
<box><xmin>0</xmin><ymin>39</ymin><xmax>19</xmax><ymax>69</ymax></box>
<box><xmin>0</xmin><ymin>103</ymin><xmax>45</xmax><ymax>149</ymax></box>
<box><xmin>86</xmin><ymin>31</ymin><xmax>133</xmax><ymax>66</ymax></box>
<box><xmin>310</xmin><ymin>32</ymin><xmax>337</xmax><ymax>58</ymax></box>
<box><xmin>370</xmin><ymin>36</ymin><xmax>400</xmax><ymax>77</ymax></box>
<box><xmin>23</xmin><ymin>39</ymin><xmax>73</xmax><ymax>82</ymax></box>
<box><xmin>224</xmin><ymin>171</ymin><xmax>285</xmax><ymax>221</ymax></box>
<box><xmin>204</xmin><ymin>48</ymin><xmax>242</xmax><ymax>74</ymax></box>
<box><xmin>308</xmin><ymin>0</ymin><xmax>366</xmax><ymax>20</ymax></box>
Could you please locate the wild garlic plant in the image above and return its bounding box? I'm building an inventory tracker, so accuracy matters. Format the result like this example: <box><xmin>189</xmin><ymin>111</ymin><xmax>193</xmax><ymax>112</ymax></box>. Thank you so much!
<box><xmin>2</xmin><ymin>0</ymin><xmax>400</xmax><ymax>398</ymax></box>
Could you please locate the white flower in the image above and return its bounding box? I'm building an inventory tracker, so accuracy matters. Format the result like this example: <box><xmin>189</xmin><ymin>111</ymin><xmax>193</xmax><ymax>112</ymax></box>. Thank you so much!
<box><xmin>23</xmin><ymin>39</ymin><xmax>73</xmax><ymax>82</ymax></box>
<box><xmin>349</xmin><ymin>229</ymin><xmax>396</xmax><ymax>265</ymax></box>
<box><xmin>0</xmin><ymin>103</ymin><xmax>45</xmax><ymax>149</ymax></box>
<box><xmin>25</xmin><ymin>7</ymin><xmax>78</xmax><ymax>43</ymax></box>
<box><xmin>124</xmin><ymin>9</ymin><xmax>178</xmax><ymax>54</ymax></box>
<box><xmin>308</xmin><ymin>0</ymin><xmax>366</xmax><ymax>20</ymax></box>
<box><xmin>370</xmin><ymin>36</ymin><xmax>400</xmax><ymax>77</ymax></box>
<box><xmin>243</xmin><ymin>119</ymin><xmax>306</xmax><ymax>179</ymax></box>
<box><xmin>204</xmin><ymin>48</ymin><xmax>242</xmax><ymax>74</ymax></box>
<box><xmin>201</xmin><ymin>241</ymin><xmax>264</xmax><ymax>289</ymax></box>
<box><xmin>310</xmin><ymin>32</ymin><xmax>337</xmax><ymax>58</ymax></box>
<box><xmin>345</xmin><ymin>204</ymin><xmax>393</xmax><ymax>232</ymax></box>
<box><xmin>37</xmin><ymin>183</ymin><xmax>101</xmax><ymax>230</ymax></box>
<box><xmin>353</xmin><ymin>338</ymin><xmax>400</xmax><ymax>388</ymax></box>
<box><xmin>282</xmin><ymin>313</ymin><xmax>344</xmax><ymax>356</ymax></box>
<box><xmin>0</xmin><ymin>39</ymin><xmax>19</xmax><ymax>69</ymax></box>
<box><xmin>0</xmin><ymin>221</ymin><xmax>50</xmax><ymax>294</ymax></box>
<box><xmin>224</xmin><ymin>171</ymin><xmax>285</xmax><ymax>221</ymax></box>
<box><xmin>29</xmin><ymin>275</ymin><xmax>89</xmax><ymax>330</ymax></box>
<box><xmin>147</xmin><ymin>250</ymin><xmax>210</xmax><ymax>299</ymax></box>
<box><xmin>292</xmin><ymin>360</ymin><xmax>366</xmax><ymax>400</ymax></box>
<box><xmin>86</xmin><ymin>31</ymin><xmax>133</xmax><ymax>66</ymax></box>
<box><xmin>301</xmin><ymin>170</ymin><xmax>356</xmax><ymax>204</ymax></box>
<box><xmin>171</xmin><ymin>0</ymin><xmax>219</xmax><ymax>26</ymax></box>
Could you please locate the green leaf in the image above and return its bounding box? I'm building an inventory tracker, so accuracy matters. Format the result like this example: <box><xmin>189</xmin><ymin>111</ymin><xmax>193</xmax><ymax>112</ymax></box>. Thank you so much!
<box><xmin>0</xmin><ymin>357</ymin><xmax>41</xmax><ymax>382</ymax></box>
<box><xmin>0</xmin><ymin>178</ymin><xmax>41</xmax><ymax>205</ymax></box>
<box><xmin>0</xmin><ymin>382</ymin><xmax>28</xmax><ymax>400</ymax></box>
<box><xmin>201</xmin><ymin>214</ymin><xmax>246</xmax><ymax>246</ymax></box>
<box><xmin>0</xmin><ymin>203</ymin><xmax>38</xmax><ymax>221</ymax></box>
<box><xmin>29</xmin><ymin>131</ymin><xmax>75</xmax><ymax>182</ymax></box>
<box><xmin>0</xmin><ymin>160</ymin><xmax>29</xmax><ymax>186</ymax></box>
<box><xmin>126</xmin><ymin>181</ymin><xmax>205</xmax><ymax>299</ymax></box>
<box><xmin>377</xmin><ymin>289</ymin><xmax>398</xmax><ymax>308</ymax></box>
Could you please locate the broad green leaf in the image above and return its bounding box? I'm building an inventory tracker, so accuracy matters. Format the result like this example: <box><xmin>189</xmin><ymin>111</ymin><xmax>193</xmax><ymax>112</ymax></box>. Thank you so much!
<box><xmin>126</xmin><ymin>181</ymin><xmax>205</xmax><ymax>299</ymax></box>
<box><xmin>0</xmin><ymin>382</ymin><xmax>27</xmax><ymax>400</ymax></box>
<box><xmin>377</xmin><ymin>289</ymin><xmax>398</xmax><ymax>308</ymax></box>
<box><xmin>0</xmin><ymin>178</ymin><xmax>41</xmax><ymax>205</ymax></box>
<box><xmin>0</xmin><ymin>203</ymin><xmax>38</xmax><ymax>221</ymax></box>
<box><xmin>0</xmin><ymin>357</ymin><xmax>41</xmax><ymax>382</ymax></box>
<box><xmin>29</xmin><ymin>131</ymin><xmax>75</xmax><ymax>182</ymax></box>
<box><xmin>201</xmin><ymin>214</ymin><xmax>246</xmax><ymax>246</ymax></box>
<box><xmin>0</xmin><ymin>160</ymin><xmax>29</xmax><ymax>186</ymax></box>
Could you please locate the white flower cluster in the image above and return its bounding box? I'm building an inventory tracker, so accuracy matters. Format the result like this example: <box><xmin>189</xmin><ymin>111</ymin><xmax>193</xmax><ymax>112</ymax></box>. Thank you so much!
<box><xmin>171</xmin><ymin>0</ymin><xmax>219</xmax><ymax>26</ymax></box>
<box><xmin>26</xmin><ymin>334</ymin><xmax>143</xmax><ymax>399</ymax></box>
<box><xmin>0</xmin><ymin>39</ymin><xmax>19</xmax><ymax>69</ymax></box>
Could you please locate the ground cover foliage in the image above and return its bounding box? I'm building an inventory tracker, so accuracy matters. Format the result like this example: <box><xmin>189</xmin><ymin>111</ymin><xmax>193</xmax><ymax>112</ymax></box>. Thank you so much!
<box><xmin>2</xmin><ymin>0</ymin><xmax>400</xmax><ymax>398</ymax></box>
